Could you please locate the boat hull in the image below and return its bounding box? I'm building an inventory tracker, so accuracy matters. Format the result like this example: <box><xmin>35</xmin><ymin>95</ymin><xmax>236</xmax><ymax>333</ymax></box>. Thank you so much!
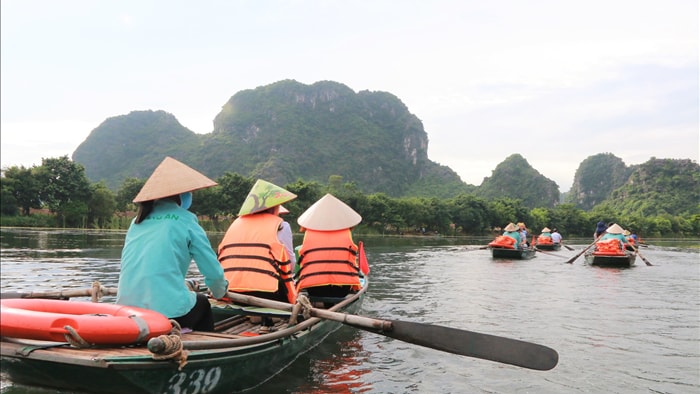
<box><xmin>491</xmin><ymin>247</ymin><xmax>536</xmax><ymax>260</ymax></box>
<box><xmin>534</xmin><ymin>243</ymin><xmax>561</xmax><ymax>251</ymax></box>
<box><xmin>584</xmin><ymin>252</ymin><xmax>636</xmax><ymax>267</ymax></box>
<box><xmin>1</xmin><ymin>285</ymin><xmax>366</xmax><ymax>393</ymax></box>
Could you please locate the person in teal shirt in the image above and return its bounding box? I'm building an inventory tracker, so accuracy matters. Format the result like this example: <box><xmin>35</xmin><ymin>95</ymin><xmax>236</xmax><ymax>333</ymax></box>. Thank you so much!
<box><xmin>598</xmin><ymin>223</ymin><xmax>630</xmax><ymax>249</ymax></box>
<box><xmin>116</xmin><ymin>157</ymin><xmax>228</xmax><ymax>332</ymax></box>
<box><xmin>502</xmin><ymin>222</ymin><xmax>523</xmax><ymax>248</ymax></box>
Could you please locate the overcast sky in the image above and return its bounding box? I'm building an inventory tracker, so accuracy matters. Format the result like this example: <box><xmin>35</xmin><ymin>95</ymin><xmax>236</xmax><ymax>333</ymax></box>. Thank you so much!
<box><xmin>2</xmin><ymin>0</ymin><xmax>697</xmax><ymax>192</ymax></box>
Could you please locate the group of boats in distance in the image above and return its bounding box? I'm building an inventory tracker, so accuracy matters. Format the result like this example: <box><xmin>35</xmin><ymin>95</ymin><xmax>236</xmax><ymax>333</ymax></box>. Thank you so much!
<box><xmin>485</xmin><ymin>229</ymin><xmax>650</xmax><ymax>268</ymax></box>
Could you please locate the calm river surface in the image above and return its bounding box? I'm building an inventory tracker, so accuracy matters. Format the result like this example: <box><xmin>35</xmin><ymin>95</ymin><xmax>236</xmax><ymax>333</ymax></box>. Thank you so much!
<box><xmin>1</xmin><ymin>228</ymin><xmax>698</xmax><ymax>393</ymax></box>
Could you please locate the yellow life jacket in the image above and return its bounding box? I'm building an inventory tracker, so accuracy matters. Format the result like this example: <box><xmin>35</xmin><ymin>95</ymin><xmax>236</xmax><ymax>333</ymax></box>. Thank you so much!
<box><xmin>218</xmin><ymin>213</ymin><xmax>297</xmax><ymax>303</ymax></box>
<box><xmin>296</xmin><ymin>229</ymin><xmax>361</xmax><ymax>292</ymax></box>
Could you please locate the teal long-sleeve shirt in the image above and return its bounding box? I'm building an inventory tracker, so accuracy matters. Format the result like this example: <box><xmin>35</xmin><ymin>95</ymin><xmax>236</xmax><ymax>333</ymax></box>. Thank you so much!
<box><xmin>503</xmin><ymin>231</ymin><xmax>522</xmax><ymax>247</ymax></box>
<box><xmin>116</xmin><ymin>200</ymin><xmax>227</xmax><ymax>318</ymax></box>
<box><xmin>599</xmin><ymin>233</ymin><xmax>629</xmax><ymax>246</ymax></box>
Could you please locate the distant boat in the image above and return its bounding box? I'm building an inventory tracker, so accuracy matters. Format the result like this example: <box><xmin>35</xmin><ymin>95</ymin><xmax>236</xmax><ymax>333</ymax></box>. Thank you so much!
<box><xmin>488</xmin><ymin>236</ymin><xmax>536</xmax><ymax>260</ymax></box>
<box><xmin>534</xmin><ymin>242</ymin><xmax>562</xmax><ymax>251</ymax></box>
<box><xmin>585</xmin><ymin>238</ymin><xmax>637</xmax><ymax>267</ymax></box>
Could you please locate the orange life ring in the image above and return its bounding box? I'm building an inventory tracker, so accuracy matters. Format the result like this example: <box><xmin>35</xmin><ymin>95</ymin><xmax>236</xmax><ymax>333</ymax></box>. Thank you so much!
<box><xmin>0</xmin><ymin>298</ymin><xmax>173</xmax><ymax>345</ymax></box>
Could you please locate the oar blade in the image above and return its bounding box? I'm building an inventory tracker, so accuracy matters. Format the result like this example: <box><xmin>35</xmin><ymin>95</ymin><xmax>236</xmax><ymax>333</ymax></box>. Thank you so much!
<box><xmin>379</xmin><ymin>320</ymin><xmax>559</xmax><ymax>371</ymax></box>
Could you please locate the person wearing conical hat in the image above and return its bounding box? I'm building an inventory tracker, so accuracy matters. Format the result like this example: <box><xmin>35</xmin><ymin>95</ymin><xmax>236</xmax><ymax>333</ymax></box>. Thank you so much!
<box><xmin>501</xmin><ymin>222</ymin><xmax>523</xmax><ymax>248</ymax></box>
<box><xmin>295</xmin><ymin>194</ymin><xmax>363</xmax><ymax>301</ymax></box>
<box><xmin>117</xmin><ymin>157</ymin><xmax>228</xmax><ymax>332</ymax></box>
<box><xmin>536</xmin><ymin>227</ymin><xmax>554</xmax><ymax>245</ymax></box>
<box><xmin>597</xmin><ymin>223</ymin><xmax>631</xmax><ymax>251</ymax></box>
<box><xmin>218</xmin><ymin>180</ymin><xmax>298</xmax><ymax>305</ymax></box>
<box><xmin>517</xmin><ymin>222</ymin><xmax>530</xmax><ymax>247</ymax></box>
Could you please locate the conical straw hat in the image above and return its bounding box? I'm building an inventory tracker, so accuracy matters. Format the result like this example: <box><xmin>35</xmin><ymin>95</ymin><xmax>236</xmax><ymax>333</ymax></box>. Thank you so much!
<box><xmin>238</xmin><ymin>179</ymin><xmax>297</xmax><ymax>216</ymax></box>
<box><xmin>133</xmin><ymin>157</ymin><xmax>217</xmax><ymax>203</ymax></box>
<box><xmin>297</xmin><ymin>193</ymin><xmax>362</xmax><ymax>231</ymax></box>
<box><xmin>606</xmin><ymin>223</ymin><xmax>625</xmax><ymax>234</ymax></box>
<box><xmin>541</xmin><ymin>227</ymin><xmax>551</xmax><ymax>233</ymax></box>
<box><xmin>504</xmin><ymin>222</ymin><xmax>518</xmax><ymax>232</ymax></box>
<box><xmin>278</xmin><ymin>205</ymin><xmax>290</xmax><ymax>215</ymax></box>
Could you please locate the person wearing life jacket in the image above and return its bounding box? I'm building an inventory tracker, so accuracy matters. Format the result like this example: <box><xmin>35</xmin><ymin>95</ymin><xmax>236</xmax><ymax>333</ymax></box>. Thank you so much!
<box><xmin>218</xmin><ymin>180</ymin><xmax>298</xmax><ymax>304</ymax></box>
<box><xmin>117</xmin><ymin>157</ymin><xmax>228</xmax><ymax>332</ymax></box>
<box><xmin>596</xmin><ymin>223</ymin><xmax>630</xmax><ymax>252</ymax></box>
<box><xmin>295</xmin><ymin>193</ymin><xmax>363</xmax><ymax>300</ymax></box>
<box><xmin>537</xmin><ymin>227</ymin><xmax>554</xmax><ymax>245</ymax></box>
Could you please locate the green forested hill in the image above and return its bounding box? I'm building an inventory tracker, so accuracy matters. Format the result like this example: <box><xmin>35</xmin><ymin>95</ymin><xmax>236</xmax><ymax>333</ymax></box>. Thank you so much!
<box><xmin>474</xmin><ymin>154</ymin><xmax>560</xmax><ymax>208</ymax></box>
<box><xmin>71</xmin><ymin>80</ymin><xmax>696</xmax><ymax>214</ymax></box>
<box><xmin>72</xmin><ymin>110</ymin><xmax>200</xmax><ymax>182</ymax></box>
<box><xmin>598</xmin><ymin>158</ymin><xmax>700</xmax><ymax>216</ymax></box>
<box><xmin>566</xmin><ymin>153</ymin><xmax>632</xmax><ymax>210</ymax></box>
<box><xmin>73</xmin><ymin>80</ymin><xmax>470</xmax><ymax>197</ymax></box>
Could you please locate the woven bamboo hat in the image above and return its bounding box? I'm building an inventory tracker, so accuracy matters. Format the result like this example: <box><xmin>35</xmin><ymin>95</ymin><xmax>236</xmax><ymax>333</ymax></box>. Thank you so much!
<box><xmin>133</xmin><ymin>157</ymin><xmax>217</xmax><ymax>203</ymax></box>
<box><xmin>278</xmin><ymin>205</ymin><xmax>290</xmax><ymax>215</ymax></box>
<box><xmin>606</xmin><ymin>223</ymin><xmax>625</xmax><ymax>234</ymax></box>
<box><xmin>541</xmin><ymin>227</ymin><xmax>551</xmax><ymax>233</ymax></box>
<box><xmin>297</xmin><ymin>193</ymin><xmax>362</xmax><ymax>231</ymax></box>
<box><xmin>238</xmin><ymin>179</ymin><xmax>297</xmax><ymax>216</ymax></box>
<box><xmin>504</xmin><ymin>223</ymin><xmax>519</xmax><ymax>232</ymax></box>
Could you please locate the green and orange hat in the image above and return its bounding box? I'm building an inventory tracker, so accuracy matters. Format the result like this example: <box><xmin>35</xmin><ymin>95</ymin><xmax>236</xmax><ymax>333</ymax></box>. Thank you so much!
<box><xmin>237</xmin><ymin>179</ymin><xmax>297</xmax><ymax>216</ymax></box>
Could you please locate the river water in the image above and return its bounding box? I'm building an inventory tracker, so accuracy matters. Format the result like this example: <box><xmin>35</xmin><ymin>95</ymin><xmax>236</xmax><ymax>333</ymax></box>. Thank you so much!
<box><xmin>1</xmin><ymin>228</ymin><xmax>698</xmax><ymax>393</ymax></box>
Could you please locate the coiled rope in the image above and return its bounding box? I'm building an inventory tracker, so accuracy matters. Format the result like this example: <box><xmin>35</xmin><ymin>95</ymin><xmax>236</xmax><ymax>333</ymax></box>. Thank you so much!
<box><xmin>148</xmin><ymin>320</ymin><xmax>188</xmax><ymax>370</ymax></box>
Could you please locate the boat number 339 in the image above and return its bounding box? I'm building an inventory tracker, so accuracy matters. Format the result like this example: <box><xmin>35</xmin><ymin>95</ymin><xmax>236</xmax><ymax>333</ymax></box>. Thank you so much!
<box><xmin>165</xmin><ymin>367</ymin><xmax>222</xmax><ymax>394</ymax></box>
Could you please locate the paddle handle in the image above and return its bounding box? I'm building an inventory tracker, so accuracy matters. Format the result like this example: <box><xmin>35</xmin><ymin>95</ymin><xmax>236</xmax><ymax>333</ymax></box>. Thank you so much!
<box><xmin>0</xmin><ymin>286</ymin><xmax>117</xmax><ymax>300</ymax></box>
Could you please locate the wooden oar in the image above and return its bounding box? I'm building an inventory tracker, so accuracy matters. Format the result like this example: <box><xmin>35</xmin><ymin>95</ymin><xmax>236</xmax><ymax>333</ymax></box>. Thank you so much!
<box><xmin>564</xmin><ymin>235</ymin><xmax>603</xmax><ymax>264</ymax></box>
<box><xmin>0</xmin><ymin>287</ymin><xmax>118</xmax><ymax>300</ymax></box>
<box><xmin>534</xmin><ymin>248</ymin><xmax>568</xmax><ymax>258</ymax></box>
<box><xmin>224</xmin><ymin>291</ymin><xmax>558</xmax><ymax>371</ymax></box>
<box><xmin>463</xmin><ymin>245</ymin><xmax>490</xmax><ymax>251</ymax></box>
<box><xmin>562</xmin><ymin>244</ymin><xmax>575</xmax><ymax>251</ymax></box>
<box><xmin>628</xmin><ymin>244</ymin><xmax>653</xmax><ymax>266</ymax></box>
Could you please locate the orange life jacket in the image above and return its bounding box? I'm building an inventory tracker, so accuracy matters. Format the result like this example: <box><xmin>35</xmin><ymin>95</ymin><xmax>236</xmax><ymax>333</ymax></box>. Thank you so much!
<box><xmin>488</xmin><ymin>235</ymin><xmax>516</xmax><ymax>249</ymax></box>
<box><xmin>296</xmin><ymin>229</ymin><xmax>361</xmax><ymax>292</ymax></box>
<box><xmin>218</xmin><ymin>213</ymin><xmax>297</xmax><ymax>303</ymax></box>
<box><xmin>537</xmin><ymin>235</ymin><xmax>553</xmax><ymax>244</ymax></box>
<box><xmin>594</xmin><ymin>238</ymin><xmax>626</xmax><ymax>255</ymax></box>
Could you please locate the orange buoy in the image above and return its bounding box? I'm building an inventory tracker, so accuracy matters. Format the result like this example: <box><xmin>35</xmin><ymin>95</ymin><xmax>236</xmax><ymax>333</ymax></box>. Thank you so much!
<box><xmin>0</xmin><ymin>298</ymin><xmax>173</xmax><ymax>345</ymax></box>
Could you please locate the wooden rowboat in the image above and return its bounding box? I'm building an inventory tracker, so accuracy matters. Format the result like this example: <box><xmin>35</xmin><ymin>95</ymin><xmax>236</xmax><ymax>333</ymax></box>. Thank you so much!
<box><xmin>534</xmin><ymin>242</ymin><xmax>562</xmax><ymax>251</ymax></box>
<box><xmin>0</xmin><ymin>282</ymin><xmax>367</xmax><ymax>394</ymax></box>
<box><xmin>487</xmin><ymin>235</ymin><xmax>537</xmax><ymax>260</ymax></box>
<box><xmin>584</xmin><ymin>251</ymin><xmax>636</xmax><ymax>267</ymax></box>
<box><xmin>491</xmin><ymin>247</ymin><xmax>537</xmax><ymax>260</ymax></box>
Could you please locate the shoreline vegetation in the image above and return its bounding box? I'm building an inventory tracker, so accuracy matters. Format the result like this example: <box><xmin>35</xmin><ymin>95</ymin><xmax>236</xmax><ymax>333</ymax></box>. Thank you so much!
<box><xmin>1</xmin><ymin>224</ymin><xmax>698</xmax><ymax>248</ymax></box>
<box><xmin>2</xmin><ymin>156</ymin><xmax>698</xmax><ymax>238</ymax></box>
